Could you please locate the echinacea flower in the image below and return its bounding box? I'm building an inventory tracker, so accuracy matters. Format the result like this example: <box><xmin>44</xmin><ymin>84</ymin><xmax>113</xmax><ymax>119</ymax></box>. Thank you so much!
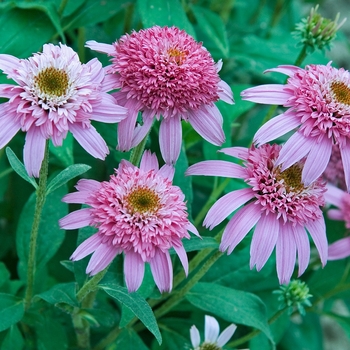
<box><xmin>186</xmin><ymin>144</ymin><xmax>328</xmax><ymax>284</ymax></box>
<box><xmin>0</xmin><ymin>43</ymin><xmax>127</xmax><ymax>177</ymax></box>
<box><xmin>86</xmin><ymin>26</ymin><xmax>234</xmax><ymax>164</ymax></box>
<box><xmin>190</xmin><ymin>315</ymin><xmax>237</xmax><ymax>350</ymax></box>
<box><xmin>241</xmin><ymin>63</ymin><xmax>350</xmax><ymax>191</ymax></box>
<box><xmin>325</xmin><ymin>183</ymin><xmax>350</xmax><ymax>260</ymax></box>
<box><xmin>59</xmin><ymin>150</ymin><xmax>199</xmax><ymax>292</ymax></box>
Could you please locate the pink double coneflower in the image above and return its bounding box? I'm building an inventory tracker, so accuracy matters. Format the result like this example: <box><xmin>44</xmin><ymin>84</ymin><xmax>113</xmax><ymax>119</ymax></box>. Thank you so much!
<box><xmin>0</xmin><ymin>43</ymin><xmax>127</xmax><ymax>177</ymax></box>
<box><xmin>59</xmin><ymin>151</ymin><xmax>199</xmax><ymax>293</ymax></box>
<box><xmin>86</xmin><ymin>25</ymin><xmax>233</xmax><ymax>164</ymax></box>
<box><xmin>186</xmin><ymin>144</ymin><xmax>328</xmax><ymax>284</ymax></box>
<box><xmin>241</xmin><ymin>63</ymin><xmax>350</xmax><ymax>191</ymax></box>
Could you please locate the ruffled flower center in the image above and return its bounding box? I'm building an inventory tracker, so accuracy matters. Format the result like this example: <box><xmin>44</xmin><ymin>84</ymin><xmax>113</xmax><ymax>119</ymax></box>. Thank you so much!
<box><xmin>34</xmin><ymin>67</ymin><xmax>69</xmax><ymax>98</ymax></box>
<box><xmin>199</xmin><ymin>343</ymin><xmax>221</xmax><ymax>350</ymax></box>
<box><xmin>276</xmin><ymin>164</ymin><xmax>305</xmax><ymax>192</ymax></box>
<box><xmin>126</xmin><ymin>186</ymin><xmax>160</xmax><ymax>214</ymax></box>
<box><xmin>167</xmin><ymin>47</ymin><xmax>187</xmax><ymax>65</ymax></box>
<box><xmin>330</xmin><ymin>81</ymin><xmax>350</xmax><ymax>106</ymax></box>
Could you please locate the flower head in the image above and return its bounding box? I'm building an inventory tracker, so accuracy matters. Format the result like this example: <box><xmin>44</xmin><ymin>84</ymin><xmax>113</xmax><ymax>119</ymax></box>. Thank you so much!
<box><xmin>59</xmin><ymin>151</ymin><xmax>199</xmax><ymax>292</ymax></box>
<box><xmin>241</xmin><ymin>63</ymin><xmax>350</xmax><ymax>191</ymax></box>
<box><xmin>86</xmin><ymin>26</ymin><xmax>233</xmax><ymax>164</ymax></box>
<box><xmin>0</xmin><ymin>43</ymin><xmax>127</xmax><ymax>177</ymax></box>
<box><xmin>190</xmin><ymin>315</ymin><xmax>236</xmax><ymax>350</ymax></box>
<box><xmin>186</xmin><ymin>144</ymin><xmax>328</xmax><ymax>284</ymax></box>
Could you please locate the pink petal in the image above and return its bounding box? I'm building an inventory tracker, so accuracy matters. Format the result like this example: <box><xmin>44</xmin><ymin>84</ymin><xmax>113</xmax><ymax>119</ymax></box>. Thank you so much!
<box><xmin>75</xmin><ymin>179</ymin><xmax>101</xmax><ymax>192</ymax></box>
<box><xmin>217</xmin><ymin>324</ymin><xmax>237</xmax><ymax>347</ymax></box>
<box><xmin>328</xmin><ymin>237</ymin><xmax>350</xmax><ymax>260</ymax></box>
<box><xmin>276</xmin><ymin>223</ymin><xmax>296</xmax><ymax>284</ymax></box>
<box><xmin>0</xmin><ymin>112</ymin><xmax>21</xmax><ymax>149</ymax></box>
<box><xmin>204</xmin><ymin>188</ymin><xmax>254</xmax><ymax>230</ymax></box>
<box><xmin>85</xmin><ymin>40</ymin><xmax>115</xmax><ymax>55</ymax></box>
<box><xmin>117</xmin><ymin>100</ymin><xmax>139</xmax><ymax>151</ymax></box>
<box><xmin>86</xmin><ymin>243</ymin><xmax>119</xmax><ymax>275</ymax></box>
<box><xmin>173</xmin><ymin>244</ymin><xmax>189</xmax><ymax>276</ymax></box>
<box><xmin>90</xmin><ymin>93</ymin><xmax>127</xmax><ymax>123</ymax></box>
<box><xmin>70</xmin><ymin>234</ymin><xmax>102</xmax><ymax>261</ymax></box>
<box><xmin>130</xmin><ymin>112</ymin><xmax>154</xmax><ymax>149</ymax></box>
<box><xmin>250</xmin><ymin>213</ymin><xmax>280</xmax><ymax>271</ymax></box>
<box><xmin>186</xmin><ymin>160</ymin><xmax>246</xmax><ymax>178</ymax></box>
<box><xmin>205</xmin><ymin>315</ymin><xmax>220</xmax><ymax>343</ymax></box>
<box><xmin>254</xmin><ymin>111</ymin><xmax>301</xmax><ymax>146</ymax></box>
<box><xmin>292</xmin><ymin>224</ymin><xmax>310</xmax><ymax>276</ymax></box>
<box><xmin>189</xmin><ymin>104</ymin><xmax>225</xmax><ymax>146</ymax></box>
<box><xmin>339</xmin><ymin>142</ymin><xmax>350</xmax><ymax>192</ymax></box>
<box><xmin>276</xmin><ymin>132</ymin><xmax>315</xmax><ymax>171</ymax></box>
<box><xmin>327</xmin><ymin>209</ymin><xmax>344</xmax><ymax>221</ymax></box>
<box><xmin>186</xmin><ymin>221</ymin><xmax>200</xmax><ymax>237</ymax></box>
<box><xmin>218</xmin><ymin>147</ymin><xmax>249</xmax><ymax>160</ymax></box>
<box><xmin>62</xmin><ymin>191</ymin><xmax>90</xmax><ymax>204</ymax></box>
<box><xmin>70</xmin><ymin>124</ymin><xmax>108</xmax><ymax>160</ymax></box>
<box><xmin>158</xmin><ymin>164</ymin><xmax>175</xmax><ymax>181</ymax></box>
<box><xmin>0</xmin><ymin>84</ymin><xmax>23</xmax><ymax>98</ymax></box>
<box><xmin>159</xmin><ymin>116</ymin><xmax>182</xmax><ymax>164</ymax></box>
<box><xmin>0</xmin><ymin>54</ymin><xmax>20</xmax><ymax>76</ymax></box>
<box><xmin>220</xmin><ymin>202</ymin><xmax>262</xmax><ymax>254</ymax></box>
<box><xmin>124</xmin><ymin>250</ymin><xmax>145</xmax><ymax>292</ymax></box>
<box><xmin>190</xmin><ymin>326</ymin><xmax>201</xmax><ymax>348</ymax></box>
<box><xmin>140</xmin><ymin>150</ymin><xmax>159</xmax><ymax>172</ymax></box>
<box><xmin>305</xmin><ymin>217</ymin><xmax>328</xmax><ymax>266</ymax></box>
<box><xmin>23</xmin><ymin>127</ymin><xmax>47</xmax><ymax>178</ymax></box>
<box><xmin>150</xmin><ymin>250</ymin><xmax>173</xmax><ymax>293</ymax></box>
<box><xmin>59</xmin><ymin>208</ymin><xmax>92</xmax><ymax>229</ymax></box>
<box><xmin>302</xmin><ymin>136</ymin><xmax>332</xmax><ymax>186</ymax></box>
<box><xmin>217</xmin><ymin>80</ymin><xmax>234</xmax><ymax>104</ymax></box>
<box><xmin>101</xmin><ymin>73</ymin><xmax>121</xmax><ymax>91</ymax></box>
<box><xmin>85</xmin><ymin>58</ymin><xmax>103</xmax><ymax>82</ymax></box>
<box><xmin>325</xmin><ymin>183</ymin><xmax>344</xmax><ymax>207</ymax></box>
<box><xmin>264</xmin><ymin>65</ymin><xmax>300</xmax><ymax>77</ymax></box>
<box><xmin>240</xmin><ymin>84</ymin><xmax>291</xmax><ymax>105</ymax></box>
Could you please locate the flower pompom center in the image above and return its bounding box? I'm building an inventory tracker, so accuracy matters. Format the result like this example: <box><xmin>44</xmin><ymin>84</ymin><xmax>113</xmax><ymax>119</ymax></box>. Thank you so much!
<box><xmin>126</xmin><ymin>186</ymin><xmax>160</xmax><ymax>214</ymax></box>
<box><xmin>330</xmin><ymin>81</ymin><xmax>350</xmax><ymax>106</ymax></box>
<box><xmin>34</xmin><ymin>67</ymin><xmax>69</xmax><ymax>98</ymax></box>
<box><xmin>277</xmin><ymin>164</ymin><xmax>305</xmax><ymax>192</ymax></box>
<box><xmin>167</xmin><ymin>47</ymin><xmax>187</xmax><ymax>65</ymax></box>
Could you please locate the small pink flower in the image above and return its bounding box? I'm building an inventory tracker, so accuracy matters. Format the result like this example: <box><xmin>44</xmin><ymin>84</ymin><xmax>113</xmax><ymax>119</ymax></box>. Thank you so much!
<box><xmin>186</xmin><ymin>144</ymin><xmax>328</xmax><ymax>284</ymax></box>
<box><xmin>241</xmin><ymin>63</ymin><xmax>350</xmax><ymax>191</ymax></box>
<box><xmin>325</xmin><ymin>183</ymin><xmax>350</xmax><ymax>260</ymax></box>
<box><xmin>59</xmin><ymin>151</ymin><xmax>199</xmax><ymax>293</ymax></box>
<box><xmin>86</xmin><ymin>26</ymin><xmax>233</xmax><ymax>164</ymax></box>
<box><xmin>0</xmin><ymin>43</ymin><xmax>127</xmax><ymax>177</ymax></box>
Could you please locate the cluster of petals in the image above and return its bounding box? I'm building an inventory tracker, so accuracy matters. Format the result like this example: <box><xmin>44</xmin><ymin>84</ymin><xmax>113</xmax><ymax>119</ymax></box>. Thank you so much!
<box><xmin>325</xmin><ymin>184</ymin><xmax>350</xmax><ymax>260</ymax></box>
<box><xmin>59</xmin><ymin>150</ymin><xmax>199</xmax><ymax>293</ymax></box>
<box><xmin>186</xmin><ymin>144</ymin><xmax>328</xmax><ymax>284</ymax></box>
<box><xmin>0</xmin><ymin>43</ymin><xmax>127</xmax><ymax>177</ymax></box>
<box><xmin>241</xmin><ymin>62</ymin><xmax>350</xmax><ymax>191</ymax></box>
<box><xmin>190</xmin><ymin>315</ymin><xmax>237</xmax><ymax>350</ymax></box>
<box><xmin>86</xmin><ymin>25</ymin><xmax>233</xmax><ymax>164</ymax></box>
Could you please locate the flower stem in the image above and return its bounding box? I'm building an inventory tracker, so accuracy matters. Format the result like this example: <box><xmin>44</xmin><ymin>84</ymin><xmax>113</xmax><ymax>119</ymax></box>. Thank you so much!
<box><xmin>76</xmin><ymin>268</ymin><xmax>108</xmax><ymax>303</ymax></box>
<box><xmin>72</xmin><ymin>308</ymin><xmax>91</xmax><ymax>350</ymax></box>
<box><xmin>129</xmin><ymin>133</ymin><xmax>149</xmax><ymax>166</ymax></box>
<box><xmin>24</xmin><ymin>140</ymin><xmax>50</xmax><ymax>310</ymax></box>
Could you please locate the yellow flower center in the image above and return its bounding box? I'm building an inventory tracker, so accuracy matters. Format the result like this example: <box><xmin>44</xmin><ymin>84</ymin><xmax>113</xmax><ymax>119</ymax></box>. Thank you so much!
<box><xmin>126</xmin><ymin>187</ymin><xmax>160</xmax><ymax>214</ymax></box>
<box><xmin>330</xmin><ymin>81</ymin><xmax>350</xmax><ymax>106</ymax></box>
<box><xmin>167</xmin><ymin>47</ymin><xmax>187</xmax><ymax>65</ymax></box>
<box><xmin>277</xmin><ymin>164</ymin><xmax>305</xmax><ymax>192</ymax></box>
<box><xmin>200</xmin><ymin>343</ymin><xmax>221</xmax><ymax>350</ymax></box>
<box><xmin>35</xmin><ymin>67</ymin><xmax>69</xmax><ymax>97</ymax></box>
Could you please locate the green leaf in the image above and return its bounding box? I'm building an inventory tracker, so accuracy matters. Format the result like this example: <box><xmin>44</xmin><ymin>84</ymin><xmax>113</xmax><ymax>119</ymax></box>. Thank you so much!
<box><xmin>0</xmin><ymin>263</ymin><xmax>10</xmax><ymax>290</ymax></box>
<box><xmin>0</xmin><ymin>294</ymin><xmax>24</xmax><ymax>332</ymax></box>
<box><xmin>1</xmin><ymin>325</ymin><xmax>24</xmax><ymax>350</ymax></box>
<box><xmin>49</xmin><ymin>134</ymin><xmax>74</xmax><ymax>168</ymax></box>
<box><xmin>99</xmin><ymin>282</ymin><xmax>162</xmax><ymax>344</ymax></box>
<box><xmin>181</xmin><ymin>236</ymin><xmax>219</xmax><ymax>253</ymax></box>
<box><xmin>186</xmin><ymin>282</ymin><xmax>274</xmax><ymax>343</ymax></box>
<box><xmin>136</xmin><ymin>0</ymin><xmax>196</xmax><ymax>38</ymax></box>
<box><xmin>107</xmin><ymin>328</ymin><xmax>149</xmax><ymax>350</ymax></box>
<box><xmin>46</xmin><ymin>164</ymin><xmax>91</xmax><ymax>195</ymax></box>
<box><xmin>5</xmin><ymin>147</ymin><xmax>37</xmax><ymax>189</ymax></box>
<box><xmin>35</xmin><ymin>282</ymin><xmax>79</xmax><ymax>307</ymax></box>
<box><xmin>191</xmin><ymin>5</ymin><xmax>229</xmax><ymax>58</ymax></box>
<box><xmin>325</xmin><ymin>312</ymin><xmax>350</xmax><ymax>341</ymax></box>
<box><xmin>16</xmin><ymin>185</ymin><xmax>68</xmax><ymax>280</ymax></box>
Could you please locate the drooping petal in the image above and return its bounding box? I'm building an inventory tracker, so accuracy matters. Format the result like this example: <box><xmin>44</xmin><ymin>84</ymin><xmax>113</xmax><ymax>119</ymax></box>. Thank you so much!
<box><xmin>218</xmin><ymin>146</ymin><xmax>249</xmax><ymax>160</ymax></box>
<box><xmin>0</xmin><ymin>54</ymin><xmax>20</xmax><ymax>76</ymax></box>
<box><xmin>124</xmin><ymin>250</ymin><xmax>145</xmax><ymax>292</ymax></box>
<box><xmin>159</xmin><ymin>116</ymin><xmax>182</xmax><ymax>164</ymax></box>
<box><xmin>75</xmin><ymin>179</ymin><xmax>101</xmax><ymax>192</ymax></box>
<box><xmin>339</xmin><ymin>142</ymin><xmax>350</xmax><ymax>192</ymax></box>
<box><xmin>186</xmin><ymin>160</ymin><xmax>246</xmax><ymax>179</ymax></box>
<box><xmin>70</xmin><ymin>124</ymin><xmax>108</xmax><ymax>160</ymax></box>
<box><xmin>85</xmin><ymin>40</ymin><xmax>115</xmax><ymax>55</ymax></box>
<box><xmin>190</xmin><ymin>325</ymin><xmax>201</xmax><ymax>348</ymax></box>
<box><xmin>276</xmin><ymin>223</ymin><xmax>296</xmax><ymax>284</ymax></box>
<box><xmin>325</xmin><ymin>183</ymin><xmax>344</xmax><ymax>207</ymax></box>
<box><xmin>186</xmin><ymin>221</ymin><xmax>200</xmax><ymax>237</ymax></box>
<box><xmin>23</xmin><ymin>127</ymin><xmax>47</xmax><ymax>178</ymax></box>
<box><xmin>86</xmin><ymin>243</ymin><xmax>120</xmax><ymax>275</ymax></box>
<box><xmin>240</xmin><ymin>84</ymin><xmax>291</xmax><ymax>105</ymax></box>
<box><xmin>70</xmin><ymin>234</ymin><xmax>102</xmax><ymax>261</ymax></box>
<box><xmin>150</xmin><ymin>250</ymin><xmax>173</xmax><ymax>293</ymax></box>
<box><xmin>292</xmin><ymin>224</ymin><xmax>310</xmax><ymax>276</ymax></box>
<box><xmin>90</xmin><ymin>93</ymin><xmax>127</xmax><ymax>123</ymax></box>
<box><xmin>130</xmin><ymin>112</ymin><xmax>154</xmax><ymax>149</ymax></box>
<box><xmin>220</xmin><ymin>203</ymin><xmax>262</xmax><ymax>254</ymax></box>
<box><xmin>204</xmin><ymin>188</ymin><xmax>254</xmax><ymax>230</ymax></box>
<box><xmin>327</xmin><ymin>209</ymin><xmax>344</xmax><ymax>221</ymax></box>
<box><xmin>62</xmin><ymin>191</ymin><xmax>90</xmax><ymax>204</ymax></box>
<box><xmin>264</xmin><ymin>65</ymin><xmax>300</xmax><ymax>77</ymax></box>
<box><xmin>0</xmin><ymin>112</ymin><xmax>21</xmax><ymax>149</ymax></box>
<box><xmin>250</xmin><ymin>213</ymin><xmax>279</xmax><ymax>271</ymax></box>
<box><xmin>59</xmin><ymin>208</ymin><xmax>92</xmax><ymax>229</ymax></box>
<box><xmin>204</xmin><ymin>315</ymin><xmax>220</xmax><ymax>343</ymax></box>
<box><xmin>328</xmin><ymin>237</ymin><xmax>350</xmax><ymax>260</ymax></box>
<box><xmin>254</xmin><ymin>111</ymin><xmax>301</xmax><ymax>146</ymax></box>
<box><xmin>140</xmin><ymin>150</ymin><xmax>159</xmax><ymax>172</ymax></box>
<box><xmin>302</xmin><ymin>136</ymin><xmax>332</xmax><ymax>186</ymax></box>
<box><xmin>217</xmin><ymin>80</ymin><xmax>234</xmax><ymax>104</ymax></box>
<box><xmin>305</xmin><ymin>217</ymin><xmax>328</xmax><ymax>266</ymax></box>
<box><xmin>157</xmin><ymin>164</ymin><xmax>175</xmax><ymax>181</ymax></box>
<box><xmin>173</xmin><ymin>244</ymin><xmax>188</xmax><ymax>276</ymax></box>
<box><xmin>216</xmin><ymin>324</ymin><xmax>237</xmax><ymax>347</ymax></box>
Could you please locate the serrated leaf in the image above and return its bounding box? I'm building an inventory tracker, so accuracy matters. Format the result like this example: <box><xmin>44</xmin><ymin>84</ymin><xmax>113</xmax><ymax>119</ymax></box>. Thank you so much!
<box><xmin>35</xmin><ymin>282</ymin><xmax>79</xmax><ymax>307</ymax></box>
<box><xmin>186</xmin><ymin>282</ymin><xmax>274</xmax><ymax>343</ymax></box>
<box><xmin>46</xmin><ymin>164</ymin><xmax>91</xmax><ymax>195</ymax></box>
<box><xmin>136</xmin><ymin>0</ymin><xmax>196</xmax><ymax>38</ymax></box>
<box><xmin>0</xmin><ymin>294</ymin><xmax>24</xmax><ymax>332</ymax></box>
<box><xmin>5</xmin><ymin>147</ymin><xmax>37</xmax><ymax>189</ymax></box>
<box><xmin>99</xmin><ymin>282</ymin><xmax>162</xmax><ymax>344</ymax></box>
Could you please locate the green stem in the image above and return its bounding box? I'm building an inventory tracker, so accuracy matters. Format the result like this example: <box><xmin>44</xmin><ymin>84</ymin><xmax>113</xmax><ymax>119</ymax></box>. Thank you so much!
<box><xmin>129</xmin><ymin>133</ymin><xmax>149</xmax><ymax>166</ymax></box>
<box><xmin>76</xmin><ymin>268</ymin><xmax>108</xmax><ymax>303</ymax></box>
<box><xmin>58</xmin><ymin>0</ymin><xmax>69</xmax><ymax>17</ymax></box>
<box><xmin>24</xmin><ymin>140</ymin><xmax>50</xmax><ymax>310</ymax></box>
<box><xmin>92</xmin><ymin>329</ymin><xmax>122</xmax><ymax>350</ymax></box>
<box><xmin>72</xmin><ymin>308</ymin><xmax>91</xmax><ymax>350</ymax></box>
